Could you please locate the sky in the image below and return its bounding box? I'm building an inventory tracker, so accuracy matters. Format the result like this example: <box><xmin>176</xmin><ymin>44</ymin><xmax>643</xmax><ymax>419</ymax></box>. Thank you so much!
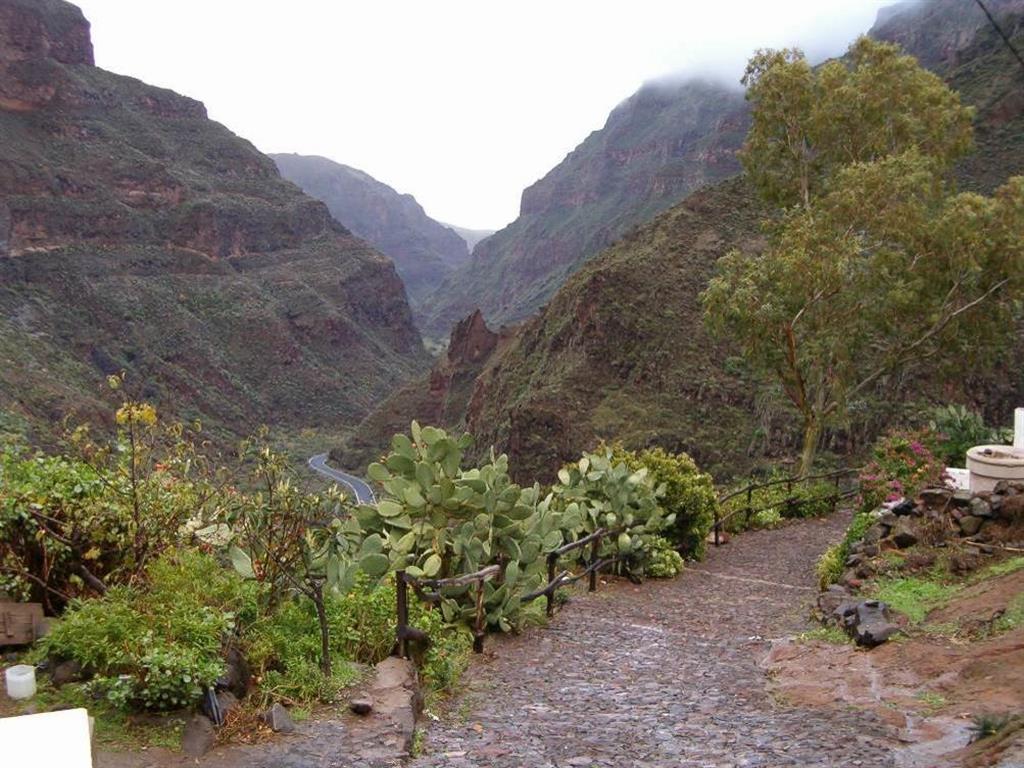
<box><xmin>73</xmin><ymin>0</ymin><xmax>892</xmax><ymax>230</ymax></box>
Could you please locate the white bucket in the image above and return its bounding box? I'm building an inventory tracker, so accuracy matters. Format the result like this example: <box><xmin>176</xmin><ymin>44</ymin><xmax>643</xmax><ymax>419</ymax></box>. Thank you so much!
<box><xmin>5</xmin><ymin>664</ymin><xmax>37</xmax><ymax>700</ymax></box>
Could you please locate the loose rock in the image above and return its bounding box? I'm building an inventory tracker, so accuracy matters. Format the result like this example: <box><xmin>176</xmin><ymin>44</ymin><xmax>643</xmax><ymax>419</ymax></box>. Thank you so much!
<box><xmin>262</xmin><ymin>702</ymin><xmax>296</xmax><ymax>734</ymax></box>
<box><xmin>890</xmin><ymin>521</ymin><xmax>919</xmax><ymax>549</ymax></box>
<box><xmin>958</xmin><ymin>515</ymin><xmax>984</xmax><ymax>536</ymax></box>
<box><xmin>841</xmin><ymin>600</ymin><xmax>901</xmax><ymax>648</ymax></box>
<box><xmin>969</xmin><ymin>497</ymin><xmax>993</xmax><ymax>519</ymax></box>
<box><xmin>50</xmin><ymin>660</ymin><xmax>82</xmax><ymax>688</ymax></box>
<box><xmin>217</xmin><ymin>644</ymin><xmax>251</xmax><ymax>699</ymax></box>
<box><xmin>349</xmin><ymin>698</ymin><xmax>373</xmax><ymax>716</ymax></box>
<box><xmin>181</xmin><ymin>714</ymin><xmax>216</xmax><ymax>758</ymax></box>
<box><xmin>892</xmin><ymin>499</ymin><xmax>917</xmax><ymax>516</ymax></box>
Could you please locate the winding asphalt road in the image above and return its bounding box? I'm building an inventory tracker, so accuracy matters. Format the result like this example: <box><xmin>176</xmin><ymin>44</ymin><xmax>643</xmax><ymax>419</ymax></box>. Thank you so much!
<box><xmin>307</xmin><ymin>453</ymin><xmax>377</xmax><ymax>505</ymax></box>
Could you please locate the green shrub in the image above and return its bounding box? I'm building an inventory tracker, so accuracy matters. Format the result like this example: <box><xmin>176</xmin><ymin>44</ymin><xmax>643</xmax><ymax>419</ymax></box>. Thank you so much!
<box><xmin>816</xmin><ymin>509</ymin><xmax>874</xmax><ymax>589</ymax></box>
<box><xmin>721</xmin><ymin>469</ymin><xmax>839</xmax><ymax>534</ymax></box>
<box><xmin>246</xmin><ymin>575</ymin><xmax>472</xmax><ymax>704</ymax></box>
<box><xmin>929</xmin><ymin>405</ymin><xmax>1010</xmax><ymax>468</ymax></box>
<box><xmin>610</xmin><ymin>446</ymin><xmax>716</xmax><ymax>559</ymax></box>
<box><xmin>40</xmin><ymin>549</ymin><xmax>254</xmax><ymax>711</ymax></box>
<box><xmin>359</xmin><ymin>423</ymin><xmax>565</xmax><ymax>634</ymax></box>
<box><xmin>859</xmin><ymin>428</ymin><xmax>946</xmax><ymax>509</ymax></box>
<box><xmin>411</xmin><ymin>606</ymin><xmax>473</xmax><ymax>693</ymax></box>
<box><xmin>551</xmin><ymin>449</ymin><xmax>675</xmax><ymax>578</ymax></box>
<box><xmin>752</xmin><ymin>507</ymin><xmax>783</xmax><ymax>528</ymax></box>
<box><xmin>0</xmin><ymin>399</ymin><xmax>221</xmax><ymax>612</ymax></box>
<box><xmin>644</xmin><ymin>536</ymin><xmax>685</xmax><ymax>578</ymax></box>
<box><xmin>246</xmin><ymin>575</ymin><xmax>397</xmax><ymax>705</ymax></box>
<box><xmin>816</xmin><ymin>543</ymin><xmax>845</xmax><ymax>590</ymax></box>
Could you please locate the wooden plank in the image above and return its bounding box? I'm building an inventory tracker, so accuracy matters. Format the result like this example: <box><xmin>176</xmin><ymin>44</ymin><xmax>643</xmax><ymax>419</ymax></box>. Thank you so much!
<box><xmin>0</xmin><ymin>602</ymin><xmax>44</xmax><ymax>646</ymax></box>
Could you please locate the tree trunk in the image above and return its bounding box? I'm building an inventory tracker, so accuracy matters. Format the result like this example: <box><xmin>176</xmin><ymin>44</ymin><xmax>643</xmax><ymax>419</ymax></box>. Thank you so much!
<box><xmin>799</xmin><ymin>414</ymin><xmax>823</xmax><ymax>477</ymax></box>
<box><xmin>311</xmin><ymin>582</ymin><xmax>332</xmax><ymax>677</ymax></box>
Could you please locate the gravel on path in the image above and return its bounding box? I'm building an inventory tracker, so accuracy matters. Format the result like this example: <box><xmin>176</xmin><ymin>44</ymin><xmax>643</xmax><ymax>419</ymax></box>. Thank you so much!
<box><xmin>409</xmin><ymin>512</ymin><xmax>897</xmax><ymax>768</ymax></box>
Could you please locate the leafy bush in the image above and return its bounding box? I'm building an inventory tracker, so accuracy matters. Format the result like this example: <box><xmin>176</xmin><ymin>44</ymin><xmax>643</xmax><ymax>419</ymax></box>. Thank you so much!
<box><xmin>929</xmin><ymin>405</ymin><xmax>1010</xmax><ymax>467</ymax></box>
<box><xmin>859</xmin><ymin>428</ymin><xmax>946</xmax><ymax>509</ymax></box>
<box><xmin>610</xmin><ymin>446</ymin><xmax>716</xmax><ymax>559</ymax></box>
<box><xmin>644</xmin><ymin>537</ymin><xmax>684</xmax><ymax>579</ymax></box>
<box><xmin>246</xmin><ymin>575</ymin><xmax>471</xmax><ymax>703</ymax></box>
<box><xmin>359</xmin><ymin>423</ymin><xmax>578</xmax><ymax>633</ymax></box>
<box><xmin>816</xmin><ymin>543</ymin><xmax>845</xmax><ymax>590</ymax></box>
<box><xmin>412</xmin><ymin>605</ymin><xmax>473</xmax><ymax>693</ymax></box>
<box><xmin>0</xmin><ymin>396</ymin><xmax>221</xmax><ymax>612</ymax></box>
<box><xmin>721</xmin><ymin>469</ymin><xmax>839</xmax><ymax>533</ymax></box>
<box><xmin>816</xmin><ymin>510</ymin><xmax>873</xmax><ymax>589</ymax></box>
<box><xmin>40</xmin><ymin>549</ymin><xmax>255</xmax><ymax>711</ymax></box>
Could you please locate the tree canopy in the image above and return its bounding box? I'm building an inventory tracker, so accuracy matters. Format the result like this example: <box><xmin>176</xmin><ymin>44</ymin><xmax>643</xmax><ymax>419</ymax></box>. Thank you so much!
<box><xmin>704</xmin><ymin>38</ymin><xmax>1024</xmax><ymax>474</ymax></box>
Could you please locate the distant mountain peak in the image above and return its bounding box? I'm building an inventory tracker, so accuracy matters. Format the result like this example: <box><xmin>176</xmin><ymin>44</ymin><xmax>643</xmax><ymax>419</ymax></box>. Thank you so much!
<box><xmin>271</xmin><ymin>153</ymin><xmax>469</xmax><ymax>304</ymax></box>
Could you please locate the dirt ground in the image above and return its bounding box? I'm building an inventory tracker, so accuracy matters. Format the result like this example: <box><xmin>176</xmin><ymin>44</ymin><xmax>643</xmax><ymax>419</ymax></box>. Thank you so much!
<box><xmin>763</xmin><ymin>568</ymin><xmax>1024</xmax><ymax>767</ymax></box>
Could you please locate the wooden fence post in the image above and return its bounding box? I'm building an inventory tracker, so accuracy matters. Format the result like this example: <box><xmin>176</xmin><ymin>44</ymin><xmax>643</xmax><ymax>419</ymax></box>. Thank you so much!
<box><xmin>395</xmin><ymin>570</ymin><xmax>408</xmax><ymax>659</ymax></box>
<box><xmin>546</xmin><ymin>552</ymin><xmax>557</xmax><ymax>617</ymax></box>
<box><xmin>473</xmin><ymin>577</ymin><xmax>486</xmax><ymax>653</ymax></box>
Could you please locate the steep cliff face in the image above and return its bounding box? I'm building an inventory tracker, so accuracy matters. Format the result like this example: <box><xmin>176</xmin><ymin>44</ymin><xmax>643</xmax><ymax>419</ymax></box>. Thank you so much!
<box><xmin>0</xmin><ymin>0</ymin><xmax>428</xmax><ymax>441</ymax></box>
<box><xmin>0</xmin><ymin>0</ymin><xmax>92</xmax><ymax>111</ymax></box>
<box><xmin>271</xmin><ymin>153</ymin><xmax>469</xmax><ymax>303</ymax></box>
<box><xmin>872</xmin><ymin>0</ymin><xmax>1024</xmax><ymax>69</ymax></box>
<box><xmin>418</xmin><ymin>79</ymin><xmax>749</xmax><ymax>338</ymax></box>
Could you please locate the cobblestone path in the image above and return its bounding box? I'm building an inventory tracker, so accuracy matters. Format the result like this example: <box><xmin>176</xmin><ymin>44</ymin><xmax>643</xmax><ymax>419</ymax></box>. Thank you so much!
<box><xmin>409</xmin><ymin>512</ymin><xmax>898</xmax><ymax>768</ymax></box>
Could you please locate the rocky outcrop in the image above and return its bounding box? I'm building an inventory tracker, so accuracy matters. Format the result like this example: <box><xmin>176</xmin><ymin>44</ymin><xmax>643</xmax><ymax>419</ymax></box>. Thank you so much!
<box><xmin>871</xmin><ymin>0</ymin><xmax>1024</xmax><ymax>69</ymax></box>
<box><xmin>272</xmin><ymin>153</ymin><xmax>469</xmax><ymax>302</ymax></box>
<box><xmin>0</xmin><ymin>0</ymin><xmax>428</xmax><ymax>441</ymax></box>
<box><xmin>0</xmin><ymin>0</ymin><xmax>92</xmax><ymax>111</ymax></box>
<box><xmin>335</xmin><ymin>309</ymin><xmax>510</xmax><ymax>470</ymax></box>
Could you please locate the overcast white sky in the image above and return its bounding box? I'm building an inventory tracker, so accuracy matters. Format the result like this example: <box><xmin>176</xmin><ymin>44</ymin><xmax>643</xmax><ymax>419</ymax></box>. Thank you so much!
<box><xmin>74</xmin><ymin>0</ymin><xmax>891</xmax><ymax>230</ymax></box>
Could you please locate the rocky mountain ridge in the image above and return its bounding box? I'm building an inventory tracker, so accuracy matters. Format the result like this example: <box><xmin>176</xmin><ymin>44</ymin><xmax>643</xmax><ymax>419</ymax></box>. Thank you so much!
<box><xmin>271</xmin><ymin>153</ymin><xmax>469</xmax><ymax>303</ymax></box>
<box><xmin>417</xmin><ymin>78</ymin><xmax>749</xmax><ymax>338</ymax></box>
<box><xmin>0</xmin><ymin>0</ymin><xmax>428</xmax><ymax>442</ymax></box>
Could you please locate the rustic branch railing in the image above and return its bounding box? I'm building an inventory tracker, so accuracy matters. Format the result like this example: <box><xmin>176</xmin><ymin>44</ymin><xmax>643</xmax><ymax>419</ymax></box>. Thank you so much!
<box><xmin>394</xmin><ymin>564</ymin><xmax>501</xmax><ymax>657</ymax></box>
<box><xmin>393</xmin><ymin>528</ymin><xmax>632</xmax><ymax>656</ymax></box>
<box><xmin>524</xmin><ymin>527</ymin><xmax>625</xmax><ymax>617</ymax></box>
<box><xmin>712</xmin><ymin>467</ymin><xmax>860</xmax><ymax>546</ymax></box>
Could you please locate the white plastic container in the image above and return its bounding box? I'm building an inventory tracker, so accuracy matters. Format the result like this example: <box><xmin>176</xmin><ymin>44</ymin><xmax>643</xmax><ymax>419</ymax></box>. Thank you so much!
<box><xmin>5</xmin><ymin>664</ymin><xmax>37</xmax><ymax>700</ymax></box>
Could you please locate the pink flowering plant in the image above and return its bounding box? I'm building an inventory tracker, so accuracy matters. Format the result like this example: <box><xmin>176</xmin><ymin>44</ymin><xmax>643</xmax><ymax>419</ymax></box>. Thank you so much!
<box><xmin>859</xmin><ymin>428</ymin><xmax>947</xmax><ymax>510</ymax></box>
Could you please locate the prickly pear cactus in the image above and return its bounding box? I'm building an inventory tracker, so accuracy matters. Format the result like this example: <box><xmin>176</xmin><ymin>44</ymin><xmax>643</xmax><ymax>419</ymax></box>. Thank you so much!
<box><xmin>355</xmin><ymin>422</ymin><xmax>575</xmax><ymax>632</ymax></box>
<box><xmin>549</xmin><ymin>450</ymin><xmax>674</xmax><ymax>574</ymax></box>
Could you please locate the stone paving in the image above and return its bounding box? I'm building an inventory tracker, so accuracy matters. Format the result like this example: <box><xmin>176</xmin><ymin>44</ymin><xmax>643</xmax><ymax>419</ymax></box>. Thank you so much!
<box><xmin>408</xmin><ymin>512</ymin><xmax>899</xmax><ymax>768</ymax></box>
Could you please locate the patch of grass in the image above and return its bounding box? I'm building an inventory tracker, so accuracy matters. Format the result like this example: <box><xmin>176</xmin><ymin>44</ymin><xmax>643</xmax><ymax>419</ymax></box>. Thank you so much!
<box><xmin>916</xmin><ymin>691</ymin><xmax>948</xmax><ymax>715</ymax></box>
<box><xmin>872</xmin><ymin>576</ymin><xmax>959</xmax><ymax>623</ymax></box>
<box><xmin>970</xmin><ymin>712</ymin><xmax>1015</xmax><ymax>743</ymax></box>
<box><xmin>410</xmin><ymin>727</ymin><xmax>426</xmax><ymax>757</ymax></box>
<box><xmin>973</xmin><ymin>556</ymin><xmax>1024</xmax><ymax>582</ymax></box>
<box><xmin>7</xmin><ymin>679</ymin><xmax>186</xmax><ymax>751</ymax></box>
<box><xmin>797</xmin><ymin>625</ymin><xmax>852</xmax><ymax>644</ymax></box>
<box><xmin>995</xmin><ymin>593</ymin><xmax>1024</xmax><ymax>634</ymax></box>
